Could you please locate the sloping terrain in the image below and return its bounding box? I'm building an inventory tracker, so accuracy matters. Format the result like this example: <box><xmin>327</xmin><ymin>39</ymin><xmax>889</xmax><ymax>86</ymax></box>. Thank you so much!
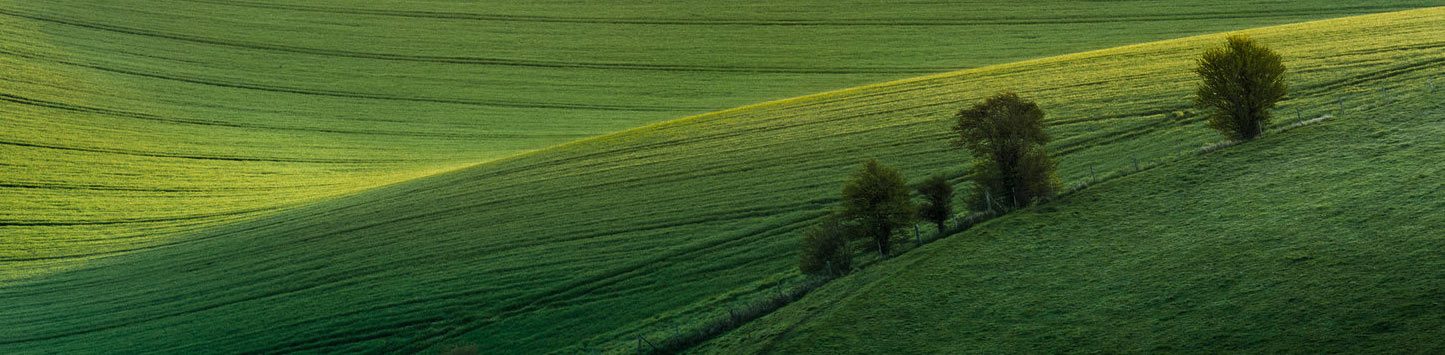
<box><xmin>3</xmin><ymin>0</ymin><xmax>1440</xmax><ymax>281</ymax></box>
<box><xmin>1</xmin><ymin>7</ymin><xmax>1440</xmax><ymax>353</ymax></box>
<box><xmin>699</xmin><ymin>77</ymin><xmax>1444</xmax><ymax>353</ymax></box>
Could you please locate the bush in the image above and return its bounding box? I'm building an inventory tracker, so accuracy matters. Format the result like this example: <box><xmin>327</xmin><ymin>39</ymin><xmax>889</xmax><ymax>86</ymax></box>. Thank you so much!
<box><xmin>840</xmin><ymin>159</ymin><xmax>916</xmax><ymax>256</ymax></box>
<box><xmin>798</xmin><ymin>215</ymin><xmax>852</xmax><ymax>276</ymax></box>
<box><xmin>952</xmin><ymin>92</ymin><xmax>1060</xmax><ymax>210</ymax></box>
<box><xmin>1194</xmin><ymin>34</ymin><xmax>1287</xmax><ymax>141</ymax></box>
<box><xmin>916</xmin><ymin>174</ymin><xmax>954</xmax><ymax>231</ymax></box>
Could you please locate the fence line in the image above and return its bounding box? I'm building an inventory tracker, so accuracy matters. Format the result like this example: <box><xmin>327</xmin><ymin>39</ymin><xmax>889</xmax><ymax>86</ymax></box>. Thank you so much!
<box><xmin>619</xmin><ymin>79</ymin><xmax>1439</xmax><ymax>354</ymax></box>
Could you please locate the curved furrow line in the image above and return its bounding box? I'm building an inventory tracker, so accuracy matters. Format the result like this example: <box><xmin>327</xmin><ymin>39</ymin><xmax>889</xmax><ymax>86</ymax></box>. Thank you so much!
<box><xmin>180</xmin><ymin>0</ymin><xmax>1413</xmax><ymax>27</ymax></box>
<box><xmin>0</xmin><ymin>8</ymin><xmax>957</xmax><ymax>74</ymax></box>
<box><xmin>0</xmin><ymin>182</ymin><xmax>340</xmax><ymax>193</ymax></box>
<box><xmin>262</xmin><ymin>206</ymin><xmax>826</xmax><ymax>353</ymax></box>
<box><xmin>0</xmin><ymin>140</ymin><xmax>415</xmax><ymax>164</ymax></box>
<box><xmin>400</xmin><ymin>211</ymin><xmax>827</xmax><ymax>353</ymax></box>
<box><xmin>1330</xmin><ymin>40</ymin><xmax>1445</xmax><ymax>57</ymax></box>
<box><xmin>1309</xmin><ymin>56</ymin><xmax>1445</xmax><ymax>93</ymax></box>
<box><xmin>0</xmin><ymin>263</ymin><xmax>400</xmax><ymax>344</ymax></box>
<box><xmin>0</xmin><ymin>47</ymin><xmax>696</xmax><ymax>112</ymax></box>
<box><xmin>0</xmin><ymin>206</ymin><xmax>276</xmax><ymax>227</ymax></box>
<box><xmin>0</xmin><ymin>93</ymin><xmax>591</xmax><ymax>139</ymax></box>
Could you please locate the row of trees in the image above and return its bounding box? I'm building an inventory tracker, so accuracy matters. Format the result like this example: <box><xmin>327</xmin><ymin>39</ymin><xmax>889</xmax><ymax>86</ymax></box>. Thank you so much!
<box><xmin>802</xmin><ymin>35</ymin><xmax>1287</xmax><ymax>276</ymax></box>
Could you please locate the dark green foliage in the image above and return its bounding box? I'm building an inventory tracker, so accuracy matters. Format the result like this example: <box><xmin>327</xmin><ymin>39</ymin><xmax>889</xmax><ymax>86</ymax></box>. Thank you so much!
<box><xmin>952</xmin><ymin>92</ymin><xmax>1060</xmax><ymax>210</ymax></box>
<box><xmin>799</xmin><ymin>216</ymin><xmax>853</xmax><ymax>276</ymax></box>
<box><xmin>841</xmin><ymin>160</ymin><xmax>916</xmax><ymax>256</ymax></box>
<box><xmin>1194</xmin><ymin>35</ymin><xmax>1288</xmax><ymax>140</ymax></box>
<box><xmin>916</xmin><ymin>175</ymin><xmax>955</xmax><ymax>230</ymax></box>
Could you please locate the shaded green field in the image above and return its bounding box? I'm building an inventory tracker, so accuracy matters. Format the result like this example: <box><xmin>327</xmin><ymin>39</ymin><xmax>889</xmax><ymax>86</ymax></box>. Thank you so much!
<box><xmin>699</xmin><ymin>75</ymin><xmax>1444</xmax><ymax>354</ymax></box>
<box><xmin>3</xmin><ymin>0</ymin><xmax>1441</xmax><ymax>280</ymax></box>
<box><xmin>2</xmin><ymin>7</ymin><xmax>1440</xmax><ymax>353</ymax></box>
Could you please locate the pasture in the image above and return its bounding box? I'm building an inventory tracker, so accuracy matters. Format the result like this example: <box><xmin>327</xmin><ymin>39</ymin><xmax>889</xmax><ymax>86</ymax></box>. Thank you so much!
<box><xmin>699</xmin><ymin>78</ymin><xmax>1445</xmax><ymax>353</ymax></box>
<box><xmin>1</xmin><ymin>6</ymin><xmax>1440</xmax><ymax>353</ymax></box>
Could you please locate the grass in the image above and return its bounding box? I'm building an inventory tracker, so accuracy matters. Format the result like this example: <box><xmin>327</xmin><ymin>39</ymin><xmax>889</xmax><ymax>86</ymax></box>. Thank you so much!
<box><xmin>3</xmin><ymin>0</ymin><xmax>1441</xmax><ymax>280</ymax></box>
<box><xmin>697</xmin><ymin>80</ymin><xmax>1444</xmax><ymax>353</ymax></box>
<box><xmin>1</xmin><ymin>6</ymin><xmax>1440</xmax><ymax>353</ymax></box>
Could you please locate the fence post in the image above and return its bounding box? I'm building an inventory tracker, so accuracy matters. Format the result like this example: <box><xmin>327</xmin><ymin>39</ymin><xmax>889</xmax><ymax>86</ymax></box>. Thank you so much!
<box><xmin>984</xmin><ymin>191</ymin><xmax>994</xmax><ymax>214</ymax></box>
<box><xmin>914</xmin><ymin>224</ymin><xmax>922</xmax><ymax>244</ymax></box>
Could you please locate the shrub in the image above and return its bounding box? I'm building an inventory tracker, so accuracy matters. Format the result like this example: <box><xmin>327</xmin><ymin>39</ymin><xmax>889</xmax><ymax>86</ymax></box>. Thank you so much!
<box><xmin>1194</xmin><ymin>34</ymin><xmax>1287</xmax><ymax>141</ymax></box>
<box><xmin>798</xmin><ymin>215</ymin><xmax>852</xmax><ymax>276</ymax></box>
<box><xmin>840</xmin><ymin>159</ymin><xmax>916</xmax><ymax>256</ymax></box>
<box><xmin>916</xmin><ymin>174</ymin><xmax>954</xmax><ymax>231</ymax></box>
<box><xmin>952</xmin><ymin>92</ymin><xmax>1060</xmax><ymax>210</ymax></box>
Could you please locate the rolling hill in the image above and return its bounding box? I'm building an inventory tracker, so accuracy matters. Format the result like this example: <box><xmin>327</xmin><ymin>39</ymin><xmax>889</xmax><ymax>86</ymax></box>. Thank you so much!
<box><xmin>698</xmin><ymin>74</ymin><xmax>1444</xmax><ymax>354</ymax></box>
<box><xmin>4</xmin><ymin>0</ymin><xmax>1441</xmax><ymax>281</ymax></box>
<box><xmin>2</xmin><ymin>6</ymin><xmax>1441</xmax><ymax>353</ymax></box>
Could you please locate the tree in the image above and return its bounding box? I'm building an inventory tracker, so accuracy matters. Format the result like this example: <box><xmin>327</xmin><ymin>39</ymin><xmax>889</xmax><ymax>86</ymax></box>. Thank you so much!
<box><xmin>916</xmin><ymin>174</ymin><xmax>954</xmax><ymax>231</ymax></box>
<box><xmin>952</xmin><ymin>92</ymin><xmax>1059</xmax><ymax>210</ymax></box>
<box><xmin>1194</xmin><ymin>34</ymin><xmax>1287</xmax><ymax>141</ymax></box>
<box><xmin>840</xmin><ymin>159</ymin><xmax>915</xmax><ymax>256</ymax></box>
<box><xmin>798</xmin><ymin>214</ymin><xmax>852</xmax><ymax>276</ymax></box>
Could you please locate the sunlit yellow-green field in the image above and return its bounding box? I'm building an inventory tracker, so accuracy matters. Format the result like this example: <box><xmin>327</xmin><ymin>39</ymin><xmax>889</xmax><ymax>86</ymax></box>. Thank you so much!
<box><xmin>2</xmin><ymin>2</ymin><xmax>1440</xmax><ymax>352</ymax></box>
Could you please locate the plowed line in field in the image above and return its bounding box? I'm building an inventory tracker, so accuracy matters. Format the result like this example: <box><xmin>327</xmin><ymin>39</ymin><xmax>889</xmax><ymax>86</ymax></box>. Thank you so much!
<box><xmin>0</xmin><ymin>8</ymin><xmax>952</xmax><ymax>74</ymax></box>
<box><xmin>182</xmin><ymin>0</ymin><xmax>1411</xmax><ymax>27</ymax></box>
<box><xmin>0</xmin><ymin>47</ymin><xmax>692</xmax><ymax>112</ymax></box>
<box><xmin>0</xmin><ymin>140</ymin><xmax>408</xmax><ymax>164</ymax></box>
<box><xmin>0</xmin><ymin>207</ymin><xmax>271</xmax><ymax>227</ymax></box>
<box><xmin>0</xmin><ymin>94</ymin><xmax>590</xmax><ymax>139</ymax></box>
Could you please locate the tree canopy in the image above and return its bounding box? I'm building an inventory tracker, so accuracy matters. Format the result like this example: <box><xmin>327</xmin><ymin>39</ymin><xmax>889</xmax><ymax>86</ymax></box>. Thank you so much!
<box><xmin>841</xmin><ymin>159</ymin><xmax>916</xmax><ymax>256</ymax></box>
<box><xmin>1194</xmin><ymin>35</ymin><xmax>1288</xmax><ymax>140</ymax></box>
<box><xmin>953</xmin><ymin>92</ymin><xmax>1059</xmax><ymax>209</ymax></box>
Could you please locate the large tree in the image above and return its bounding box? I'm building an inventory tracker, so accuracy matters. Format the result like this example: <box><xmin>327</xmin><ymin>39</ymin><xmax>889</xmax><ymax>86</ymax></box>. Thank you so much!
<box><xmin>1194</xmin><ymin>35</ymin><xmax>1288</xmax><ymax>141</ymax></box>
<box><xmin>916</xmin><ymin>174</ymin><xmax>954</xmax><ymax>231</ymax></box>
<box><xmin>840</xmin><ymin>159</ymin><xmax>915</xmax><ymax>256</ymax></box>
<box><xmin>952</xmin><ymin>92</ymin><xmax>1059</xmax><ymax>210</ymax></box>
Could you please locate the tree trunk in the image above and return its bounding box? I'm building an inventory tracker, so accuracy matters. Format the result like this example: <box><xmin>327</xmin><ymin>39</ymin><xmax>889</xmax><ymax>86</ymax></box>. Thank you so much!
<box><xmin>875</xmin><ymin>225</ymin><xmax>890</xmax><ymax>256</ymax></box>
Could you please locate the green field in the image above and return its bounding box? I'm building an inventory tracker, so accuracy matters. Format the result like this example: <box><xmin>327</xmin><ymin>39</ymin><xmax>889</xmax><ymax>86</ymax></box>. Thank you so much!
<box><xmin>3</xmin><ymin>0</ymin><xmax>1440</xmax><ymax>281</ymax></box>
<box><xmin>699</xmin><ymin>77</ymin><xmax>1445</xmax><ymax>354</ymax></box>
<box><xmin>2</xmin><ymin>3</ymin><xmax>1441</xmax><ymax>352</ymax></box>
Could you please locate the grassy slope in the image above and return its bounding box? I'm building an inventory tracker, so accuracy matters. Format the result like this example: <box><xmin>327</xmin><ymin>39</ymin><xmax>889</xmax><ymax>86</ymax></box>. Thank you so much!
<box><xmin>2</xmin><ymin>8</ymin><xmax>1441</xmax><ymax>353</ymax></box>
<box><xmin>3</xmin><ymin>0</ymin><xmax>1439</xmax><ymax>281</ymax></box>
<box><xmin>699</xmin><ymin>76</ymin><xmax>1444</xmax><ymax>354</ymax></box>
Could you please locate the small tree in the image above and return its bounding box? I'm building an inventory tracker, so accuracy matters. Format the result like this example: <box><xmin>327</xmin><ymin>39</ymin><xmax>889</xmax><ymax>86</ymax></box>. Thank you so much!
<box><xmin>799</xmin><ymin>215</ymin><xmax>852</xmax><ymax>276</ymax></box>
<box><xmin>952</xmin><ymin>92</ymin><xmax>1059</xmax><ymax>210</ymax></box>
<box><xmin>840</xmin><ymin>159</ymin><xmax>915</xmax><ymax>256</ymax></box>
<box><xmin>916</xmin><ymin>174</ymin><xmax>954</xmax><ymax>231</ymax></box>
<box><xmin>1194</xmin><ymin>34</ymin><xmax>1287</xmax><ymax>141</ymax></box>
